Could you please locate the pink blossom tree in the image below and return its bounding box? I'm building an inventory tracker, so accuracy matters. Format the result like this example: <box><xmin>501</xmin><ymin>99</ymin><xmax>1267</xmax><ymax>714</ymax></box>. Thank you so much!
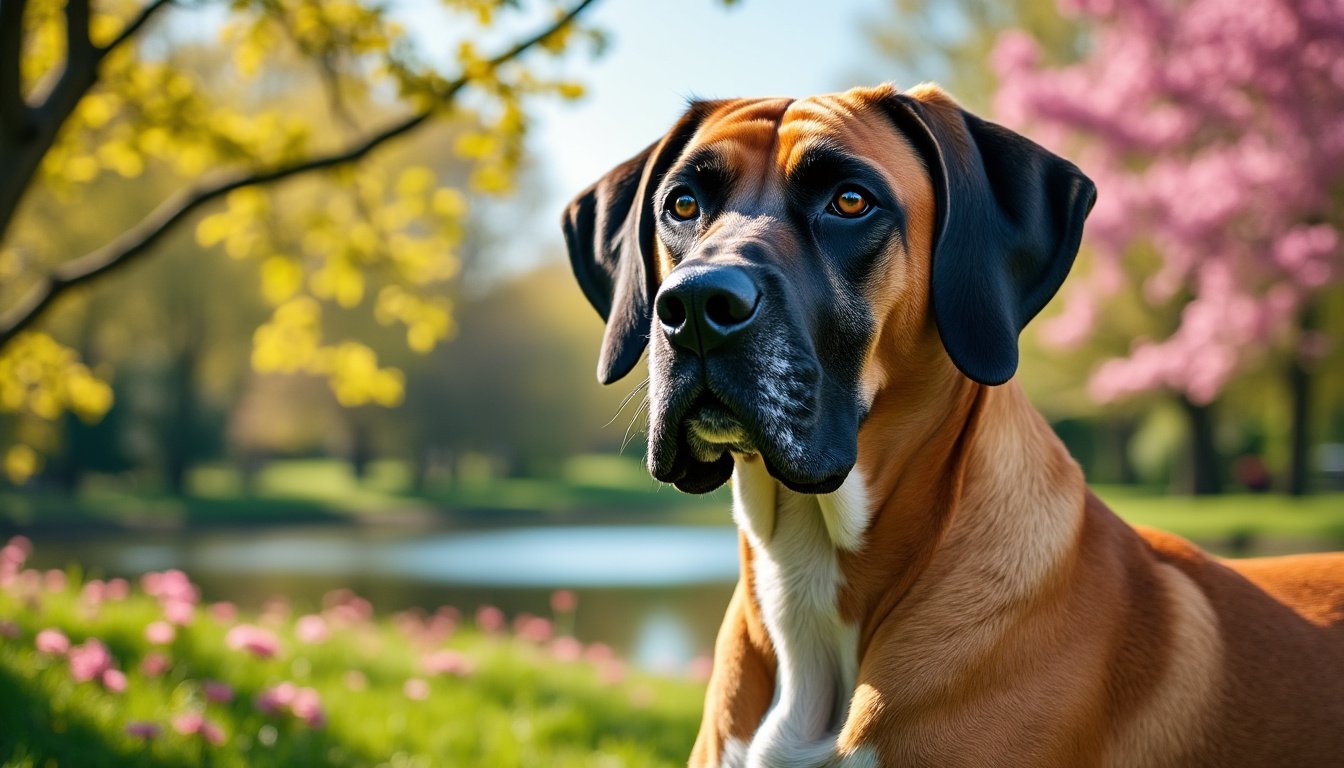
<box><xmin>993</xmin><ymin>0</ymin><xmax>1344</xmax><ymax>494</ymax></box>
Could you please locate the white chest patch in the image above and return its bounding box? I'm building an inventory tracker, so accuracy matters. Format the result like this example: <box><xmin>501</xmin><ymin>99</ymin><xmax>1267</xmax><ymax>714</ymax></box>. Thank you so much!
<box><xmin>729</xmin><ymin>456</ymin><xmax>874</xmax><ymax>768</ymax></box>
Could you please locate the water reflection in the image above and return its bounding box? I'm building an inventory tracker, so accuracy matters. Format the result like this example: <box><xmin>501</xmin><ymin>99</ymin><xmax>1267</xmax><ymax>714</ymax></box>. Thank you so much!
<box><xmin>25</xmin><ymin>525</ymin><xmax>741</xmax><ymax>670</ymax></box>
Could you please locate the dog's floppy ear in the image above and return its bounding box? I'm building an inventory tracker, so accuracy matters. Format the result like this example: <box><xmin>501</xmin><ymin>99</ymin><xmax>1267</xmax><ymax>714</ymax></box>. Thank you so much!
<box><xmin>882</xmin><ymin>86</ymin><xmax>1097</xmax><ymax>386</ymax></box>
<box><xmin>562</xmin><ymin>102</ymin><xmax>718</xmax><ymax>384</ymax></box>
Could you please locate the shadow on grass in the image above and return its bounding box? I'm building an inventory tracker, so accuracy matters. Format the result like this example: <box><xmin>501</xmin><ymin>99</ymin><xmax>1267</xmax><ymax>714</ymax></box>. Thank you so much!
<box><xmin>0</xmin><ymin>664</ymin><xmax>194</xmax><ymax>768</ymax></box>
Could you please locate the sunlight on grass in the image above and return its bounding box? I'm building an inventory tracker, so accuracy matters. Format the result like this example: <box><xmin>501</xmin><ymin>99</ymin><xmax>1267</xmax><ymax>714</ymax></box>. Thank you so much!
<box><xmin>0</xmin><ymin>537</ymin><xmax>706</xmax><ymax>768</ymax></box>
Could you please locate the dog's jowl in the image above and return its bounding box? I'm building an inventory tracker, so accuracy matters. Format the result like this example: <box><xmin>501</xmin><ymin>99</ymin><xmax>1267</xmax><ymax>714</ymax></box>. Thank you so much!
<box><xmin>563</xmin><ymin>83</ymin><xmax>1344</xmax><ymax>767</ymax></box>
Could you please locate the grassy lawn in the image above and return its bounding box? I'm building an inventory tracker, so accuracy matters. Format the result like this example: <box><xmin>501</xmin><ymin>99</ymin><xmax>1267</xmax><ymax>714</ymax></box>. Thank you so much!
<box><xmin>0</xmin><ymin>538</ymin><xmax>705</xmax><ymax>768</ymax></box>
<box><xmin>1095</xmin><ymin>485</ymin><xmax>1344</xmax><ymax>553</ymax></box>
<box><xmin>0</xmin><ymin>456</ymin><xmax>730</xmax><ymax>532</ymax></box>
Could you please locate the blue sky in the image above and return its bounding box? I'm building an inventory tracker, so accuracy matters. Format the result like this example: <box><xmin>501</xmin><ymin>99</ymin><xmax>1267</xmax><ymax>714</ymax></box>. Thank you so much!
<box><xmin>531</xmin><ymin>0</ymin><xmax>894</xmax><ymax>220</ymax></box>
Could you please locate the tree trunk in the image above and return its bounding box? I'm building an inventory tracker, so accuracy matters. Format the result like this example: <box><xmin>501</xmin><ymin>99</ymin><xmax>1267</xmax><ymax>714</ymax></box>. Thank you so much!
<box><xmin>163</xmin><ymin>343</ymin><xmax>198</xmax><ymax>496</ymax></box>
<box><xmin>1286</xmin><ymin>303</ymin><xmax>1318</xmax><ymax>497</ymax></box>
<box><xmin>1179</xmin><ymin>395</ymin><xmax>1222</xmax><ymax>496</ymax></box>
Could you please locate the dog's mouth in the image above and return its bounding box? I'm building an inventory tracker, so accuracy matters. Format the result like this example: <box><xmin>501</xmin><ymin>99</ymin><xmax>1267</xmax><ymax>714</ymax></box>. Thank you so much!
<box><xmin>647</xmin><ymin>368</ymin><xmax>856</xmax><ymax>496</ymax></box>
<box><xmin>683</xmin><ymin>393</ymin><xmax>758</xmax><ymax>461</ymax></box>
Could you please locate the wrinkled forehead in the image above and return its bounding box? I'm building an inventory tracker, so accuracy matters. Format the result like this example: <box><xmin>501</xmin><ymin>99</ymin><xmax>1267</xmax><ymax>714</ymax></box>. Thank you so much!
<box><xmin>679</xmin><ymin>88</ymin><xmax>925</xmax><ymax>196</ymax></box>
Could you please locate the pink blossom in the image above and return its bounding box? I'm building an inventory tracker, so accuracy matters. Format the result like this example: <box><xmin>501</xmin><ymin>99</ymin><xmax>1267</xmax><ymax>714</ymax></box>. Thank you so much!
<box><xmin>44</xmin><ymin>570</ymin><xmax>67</xmax><ymax>593</ymax></box>
<box><xmin>296</xmin><ymin>614</ymin><xmax>330</xmax><ymax>644</ymax></box>
<box><xmin>550</xmin><ymin>589</ymin><xmax>578</xmax><ymax>613</ymax></box>
<box><xmin>225</xmin><ymin>624</ymin><xmax>281</xmax><ymax>659</ymax></box>
<box><xmin>421</xmin><ymin>649</ymin><xmax>475</xmax><ymax>677</ymax></box>
<box><xmin>584</xmin><ymin>642</ymin><xmax>614</xmax><ymax>664</ymax></box>
<box><xmin>550</xmin><ymin>636</ymin><xmax>583</xmax><ymax>662</ymax></box>
<box><xmin>256</xmin><ymin>683</ymin><xmax>297</xmax><ymax>715</ymax></box>
<box><xmin>513</xmin><ymin>614</ymin><xmax>553</xmax><ymax>644</ymax></box>
<box><xmin>403</xmin><ymin>677</ymin><xmax>430</xmax><ymax>701</ymax></box>
<box><xmin>290</xmin><ymin>687</ymin><xmax>325</xmax><ymax>729</ymax></box>
<box><xmin>598</xmin><ymin>660</ymin><xmax>626</xmax><ymax>686</ymax></box>
<box><xmin>144</xmin><ymin>621</ymin><xmax>175</xmax><ymax>645</ymax></box>
<box><xmin>173</xmin><ymin>713</ymin><xmax>226</xmax><ymax>745</ymax></box>
<box><xmin>104</xmin><ymin>578</ymin><xmax>129</xmax><ymax>601</ymax></box>
<box><xmin>101</xmin><ymin>668</ymin><xmax>127</xmax><ymax>693</ymax></box>
<box><xmin>343</xmin><ymin>670</ymin><xmax>368</xmax><ymax>691</ymax></box>
<box><xmin>475</xmin><ymin>605</ymin><xmax>505</xmax><ymax>633</ymax></box>
<box><xmin>68</xmin><ymin>638</ymin><xmax>113</xmax><ymax>683</ymax></box>
<box><xmin>35</xmin><ymin>628</ymin><xmax>69</xmax><ymax>655</ymax></box>
<box><xmin>126</xmin><ymin>721</ymin><xmax>161</xmax><ymax>740</ymax></box>
<box><xmin>162</xmin><ymin>600</ymin><xmax>195</xmax><ymax>626</ymax></box>
<box><xmin>140</xmin><ymin>652</ymin><xmax>172</xmax><ymax>677</ymax></box>
<box><xmin>203</xmin><ymin>680</ymin><xmax>234</xmax><ymax>703</ymax></box>
<box><xmin>81</xmin><ymin>580</ymin><xmax>106</xmax><ymax>606</ymax></box>
<box><xmin>209</xmin><ymin>601</ymin><xmax>237</xmax><ymax>623</ymax></box>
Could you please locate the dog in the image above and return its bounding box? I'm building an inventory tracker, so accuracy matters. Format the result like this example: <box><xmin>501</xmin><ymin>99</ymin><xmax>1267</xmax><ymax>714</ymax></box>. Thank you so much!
<box><xmin>562</xmin><ymin>83</ymin><xmax>1344</xmax><ymax>767</ymax></box>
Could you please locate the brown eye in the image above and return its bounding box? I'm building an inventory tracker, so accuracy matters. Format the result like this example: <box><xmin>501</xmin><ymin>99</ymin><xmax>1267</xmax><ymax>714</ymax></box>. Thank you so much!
<box><xmin>670</xmin><ymin>191</ymin><xmax>699</xmax><ymax>220</ymax></box>
<box><xmin>830</xmin><ymin>188</ymin><xmax>870</xmax><ymax>217</ymax></box>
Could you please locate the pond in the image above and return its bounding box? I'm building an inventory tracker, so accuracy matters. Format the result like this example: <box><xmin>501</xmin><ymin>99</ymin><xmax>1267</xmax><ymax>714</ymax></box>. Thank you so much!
<box><xmin>23</xmin><ymin>524</ymin><xmax>742</xmax><ymax>673</ymax></box>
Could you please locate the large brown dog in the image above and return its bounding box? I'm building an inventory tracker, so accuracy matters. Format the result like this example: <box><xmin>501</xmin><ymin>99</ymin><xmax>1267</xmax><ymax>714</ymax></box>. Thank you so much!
<box><xmin>563</xmin><ymin>83</ymin><xmax>1344</xmax><ymax>767</ymax></box>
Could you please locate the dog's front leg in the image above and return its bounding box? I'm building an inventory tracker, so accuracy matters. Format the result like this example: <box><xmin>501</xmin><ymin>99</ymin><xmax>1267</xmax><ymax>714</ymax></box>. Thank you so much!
<box><xmin>690</xmin><ymin>580</ymin><xmax>776</xmax><ymax>768</ymax></box>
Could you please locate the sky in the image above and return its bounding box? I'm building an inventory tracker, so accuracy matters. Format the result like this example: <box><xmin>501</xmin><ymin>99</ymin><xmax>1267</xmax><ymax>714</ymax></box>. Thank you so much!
<box><xmin>531</xmin><ymin>0</ymin><xmax>894</xmax><ymax>219</ymax></box>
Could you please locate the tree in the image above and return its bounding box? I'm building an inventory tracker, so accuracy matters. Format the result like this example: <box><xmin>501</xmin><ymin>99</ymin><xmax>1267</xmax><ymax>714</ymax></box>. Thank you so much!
<box><xmin>0</xmin><ymin>0</ymin><xmax>598</xmax><ymax>485</ymax></box>
<box><xmin>994</xmin><ymin>0</ymin><xmax>1344</xmax><ymax>494</ymax></box>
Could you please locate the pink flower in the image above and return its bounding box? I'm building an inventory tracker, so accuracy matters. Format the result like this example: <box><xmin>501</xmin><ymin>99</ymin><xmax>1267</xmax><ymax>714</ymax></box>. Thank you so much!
<box><xmin>140</xmin><ymin>652</ymin><xmax>171</xmax><ymax>677</ymax></box>
<box><xmin>105</xmin><ymin>578</ymin><xmax>129</xmax><ymax>601</ymax></box>
<box><xmin>513</xmin><ymin>614</ymin><xmax>553</xmax><ymax>644</ymax></box>
<box><xmin>101</xmin><ymin>668</ymin><xmax>127</xmax><ymax>693</ymax></box>
<box><xmin>35</xmin><ymin>628</ymin><xmax>69</xmax><ymax>655</ymax></box>
<box><xmin>225</xmin><ymin>624</ymin><xmax>281</xmax><ymax>659</ymax></box>
<box><xmin>295</xmin><ymin>614</ymin><xmax>329</xmax><ymax>644</ymax></box>
<box><xmin>163</xmin><ymin>600</ymin><xmax>195</xmax><ymax>626</ymax></box>
<box><xmin>173</xmin><ymin>713</ymin><xmax>225</xmax><ymax>745</ymax></box>
<box><xmin>475</xmin><ymin>605</ymin><xmax>505</xmax><ymax>633</ymax></box>
<box><xmin>550</xmin><ymin>636</ymin><xmax>582</xmax><ymax>663</ymax></box>
<box><xmin>44</xmin><ymin>570</ymin><xmax>67</xmax><ymax>593</ymax></box>
<box><xmin>81</xmin><ymin>580</ymin><xmax>106</xmax><ymax>606</ymax></box>
<box><xmin>203</xmin><ymin>680</ymin><xmax>234</xmax><ymax>703</ymax></box>
<box><xmin>421</xmin><ymin>649</ymin><xmax>475</xmax><ymax>677</ymax></box>
<box><xmin>68</xmin><ymin>639</ymin><xmax>113</xmax><ymax>683</ymax></box>
<box><xmin>403</xmin><ymin>678</ymin><xmax>430</xmax><ymax>701</ymax></box>
<box><xmin>550</xmin><ymin>589</ymin><xmax>578</xmax><ymax>613</ymax></box>
<box><xmin>256</xmin><ymin>682</ymin><xmax>297</xmax><ymax>715</ymax></box>
<box><xmin>144</xmin><ymin>621</ymin><xmax>175</xmax><ymax>645</ymax></box>
<box><xmin>343</xmin><ymin>670</ymin><xmax>367</xmax><ymax>690</ymax></box>
<box><xmin>598</xmin><ymin>660</ymin><xmax>626</xmax><ymax>686</ymax></box>
<box><xmin>290</xmin><ymin>687</ymin><xmax>325</xmax><ymax>729</ymax></box>
<box><xmin>584</xmin><ymin>643</ymin><xmax>614</xmax><ymax>664</ymax></box>
<box><xmin>209</xmin><ymin>601</ymin><xmax>237</xmax><ymax>623</ymax></box>
<box><xmin>126</xmin><ymin>721</ymin><xmax>161</xmax><ymax>740</ymax></box>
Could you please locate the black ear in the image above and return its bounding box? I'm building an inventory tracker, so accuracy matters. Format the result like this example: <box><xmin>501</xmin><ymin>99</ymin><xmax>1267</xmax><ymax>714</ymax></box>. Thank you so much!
<box><xmin>882</xmin><ymin>88</ymin><xmax>1097</xmax><ymax>386</ymax></box>
<box><xmin>562</xmin><ymin>103</ymin><xmax>718</xmax><ymax>384</ymax></box>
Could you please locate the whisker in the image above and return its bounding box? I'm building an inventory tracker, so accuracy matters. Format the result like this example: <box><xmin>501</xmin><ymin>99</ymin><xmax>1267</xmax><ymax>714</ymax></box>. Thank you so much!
<box><xmin>604</xmin><ymin>377</ymin><xmax>650</xmax><ymax>429</ymax></box>
<box><xmin>621</xmin><ymin>395</ymin><xmax>650</xmax><ymax>454</ymax></box>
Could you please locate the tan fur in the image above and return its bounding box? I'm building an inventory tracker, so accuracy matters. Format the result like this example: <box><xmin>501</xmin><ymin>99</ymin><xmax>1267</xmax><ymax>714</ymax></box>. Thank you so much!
<box><xmin>674</xmin><ymin>84</ymin><xmax>1344</xmax><ymax>766</ymax></box>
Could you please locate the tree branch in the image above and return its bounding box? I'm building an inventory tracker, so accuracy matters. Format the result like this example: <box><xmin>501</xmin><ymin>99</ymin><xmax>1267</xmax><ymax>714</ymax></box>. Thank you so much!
<box><xmin>0</xmin><ymin>0</ymin><xmax>29</xmax><ymax>139</ymax></box>
<box><xmin>100</xmin><ymin>0</ymin><xmax>174</xmax><ymax>57</ymax></box>
<box><xmin>0</xmin><ymin>0</ymin><xmax>599</xmax><ymax>347</ymax></box>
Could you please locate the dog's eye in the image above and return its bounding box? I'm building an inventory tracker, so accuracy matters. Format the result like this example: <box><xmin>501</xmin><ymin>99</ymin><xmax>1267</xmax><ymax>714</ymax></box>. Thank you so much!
<box><xmin>828</xmin><ymin>187</ymin><xmax>870</xmax><ymax>218</ymax></box>
<box><xmin>668</xmin><ymin>190</ymin><xmax>699</xmax><ymax>221</ymax></box>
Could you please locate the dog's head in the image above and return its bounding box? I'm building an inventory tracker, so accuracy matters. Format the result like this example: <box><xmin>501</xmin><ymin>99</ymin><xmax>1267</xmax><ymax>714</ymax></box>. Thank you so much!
<box><xmin>563</xmin><ymin>84</ymin><xmax>1095</xmax><ymax>495</ymax></box>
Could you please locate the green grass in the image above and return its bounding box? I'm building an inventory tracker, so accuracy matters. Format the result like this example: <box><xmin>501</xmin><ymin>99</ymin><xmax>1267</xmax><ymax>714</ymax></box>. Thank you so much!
<box><xmin>1095</xmin><ymin>485</ymin><xmax>1344</xmax><ymax>554</ymax></box>
<box><xmin>0</xmin><ymin>564</ymin><xmax>705</xmax><ymax>767</ymax></box>
<box><xmin>0</xmin><ymin>457</ymin><xmax>729</xmax><ymax>532</ymax></box>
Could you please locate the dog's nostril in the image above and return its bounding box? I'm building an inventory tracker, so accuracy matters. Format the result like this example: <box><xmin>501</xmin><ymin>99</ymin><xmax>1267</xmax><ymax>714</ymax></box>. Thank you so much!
<box><xmin>657</xmin><ymin>295</ymin><xmax>687</xmax><ymax>327</ymax></box>
<box><xmin>704</xmin><ymin>291</ymin><xmax>755</xmax><ymax>327</ymax></box>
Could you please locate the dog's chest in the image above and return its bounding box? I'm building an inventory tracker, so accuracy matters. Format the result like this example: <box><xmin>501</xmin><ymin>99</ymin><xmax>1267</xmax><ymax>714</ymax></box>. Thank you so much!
<box><xmin>730</xmin><ymin>457</ymin><xmax>870</xmax><ymax>767</ymax></box>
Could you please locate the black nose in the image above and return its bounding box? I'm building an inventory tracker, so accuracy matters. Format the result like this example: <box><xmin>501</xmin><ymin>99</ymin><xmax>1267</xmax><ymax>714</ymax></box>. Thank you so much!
<box><xmin>655</xmin><ymin>265</ymin><xmax>760</xmax><ymax>355</ymax></box>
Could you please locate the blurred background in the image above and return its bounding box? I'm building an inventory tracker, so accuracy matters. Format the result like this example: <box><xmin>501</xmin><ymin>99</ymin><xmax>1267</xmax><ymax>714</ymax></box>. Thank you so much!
<box><xmin>1</xmin><ymin>0</ymin><xmax>1341</xmax><ymax>764</ymax></box>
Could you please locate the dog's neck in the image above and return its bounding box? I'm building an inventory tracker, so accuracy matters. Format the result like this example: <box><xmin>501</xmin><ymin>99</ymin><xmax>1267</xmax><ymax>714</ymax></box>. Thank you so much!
<box><xmin>728</xmin><ymin>371</ymin><xmax>1086</xmax><ymax>761</ymax></box>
